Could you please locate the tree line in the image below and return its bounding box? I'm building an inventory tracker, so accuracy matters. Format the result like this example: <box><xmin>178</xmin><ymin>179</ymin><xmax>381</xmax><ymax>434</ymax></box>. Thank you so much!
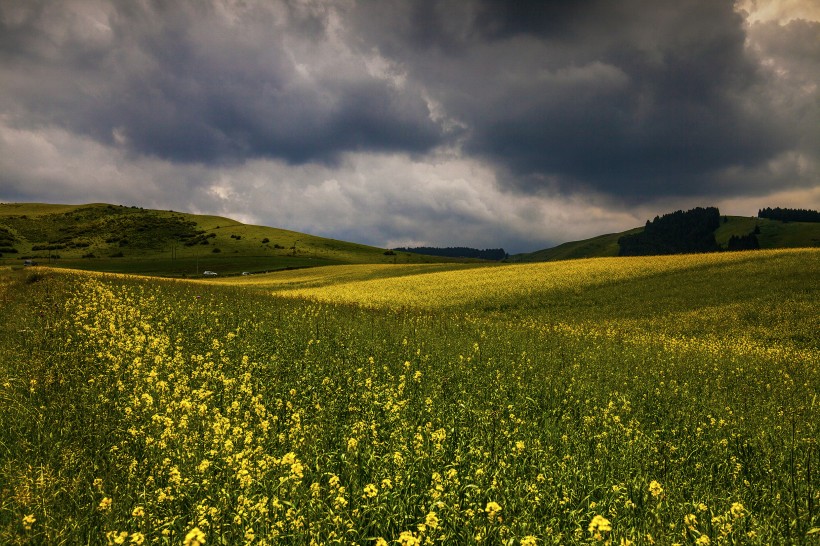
<box><xmin>758</xmin><ymin>207</ymin><xmax>820</xmax><ymax>223</ymax></box>
<box><xmin>618</xmin><ymin>207</ymin><xmax>722</xmax><ymax>256</ymax></box>
<box><xmin>393</xmin><ymin>247</ymin><xmax>508</xmax><ymax>260</ymax></box>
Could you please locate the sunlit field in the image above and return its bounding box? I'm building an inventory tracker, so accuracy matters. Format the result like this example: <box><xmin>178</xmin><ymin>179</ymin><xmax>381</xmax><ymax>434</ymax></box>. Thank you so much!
<box><xmin>1</xmin><ymin>249</ymin><xmax>818</xmax><ymax>545</ymax></box>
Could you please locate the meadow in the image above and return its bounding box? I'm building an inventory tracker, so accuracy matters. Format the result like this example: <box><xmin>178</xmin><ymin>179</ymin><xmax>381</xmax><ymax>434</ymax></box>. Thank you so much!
<box><xmin>0</xmin><ymin>249</ymin><xmax>818</xmax><ymax>545</ymax></box>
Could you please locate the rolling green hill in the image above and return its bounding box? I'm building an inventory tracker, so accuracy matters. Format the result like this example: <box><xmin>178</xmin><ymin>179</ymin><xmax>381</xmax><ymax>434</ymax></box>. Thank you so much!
<box><xmin>0</xmin><ymin>203</ymin><xmax>454</xmax><ymax>276</ymax></box>
<box><xmin>511</xmin><ymin>215</ymin><xmax>820</xmax><ymax>262</ymax></box>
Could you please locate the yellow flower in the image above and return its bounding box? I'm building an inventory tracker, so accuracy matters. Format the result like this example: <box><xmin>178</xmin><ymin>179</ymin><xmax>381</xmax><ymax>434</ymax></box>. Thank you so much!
<box><xmin>398</xmin><ymin>530</ymin><xmax>420</xmax><ymax>546</ymax></box>
<box><xmin>131</xmin><ymin>506</ymin><xmax>145</xmax><ymax>517</ymax></box>
<box><xmin>375</xmin><ymin>539</ymin><xmax>388</xmax><ymax>546</ymax></box>
<box><xmin>588</xmin><ymin>515</ymin><xmax>612</xmax><ymax>540</ymax></box>
<box><xmin>648</xmin><ymin>480</ymin><xmax>663</xmax><ymax>498</ymax></box>
<box><xmin>363</xmin><ymin>483</ymin><xmax>378</xmax><ymax>498</ymax></box>
<box><xmin>184</xmin><ymin>527</ymin><xmax>207</xmax><ymax>546</ymax></box>
<box><xmin>99</xmin><ymin>497</ymin><xmax>113</xmax><ymax>511</ymax></box>
<box><xmin>290</xmin><ymin>461</ymin><xmax>304</xmax><ymax>479</ymax></box>
<box><xmin>22</xmin><ymin>514</ymin><xmax>36</xmax><ymax>531</ymax></box>
<box><xmin>730</xmin><ymin>502</ymin><xmax>745</xmax><ymax>519</ymax></box>
<box><xmin>485</xmin><ymin>501</ymin><xmax>502</xmax><ymax>520</ymax></box>
<box><xmin>129</xmin><ymin>532</ymin><xmax>145</xmax><ymax>545</ymax></box>
<box><xmin>109</xmin><ymin>531</ymin><xmax>128</xmax><ymax>545</ymax></box>
<box><xmin>333</xmin><ymin>495</ymin><xmax>348</xmax><ymax>509</ymax></box>
<box><xmin>281</xmin><ymin>452</ymin><xmax>297</xmax><ymax>465</ymax></box>
<box><xmin>425</xmin><ymin>511</ymin><xmax>439</xmax><ymax>530</ymax></box>
<box><xmin>695</xmin><ymin>536</ymin><xmax>710</xmax><ymax>545</ymax></box>
<box><xmin>347</xmin><ymin>437</ymin><xmax>358</xmax><ymax>451</ymax></box>
<box><xmin>521</xmin><ymin>536</ymin><xmax>537</xmax><ymax>546</ymax></box>
<box><xmin>684</xmin><ymin>513</ymin><xmax>697</xmax><ymax>530</ymax></box>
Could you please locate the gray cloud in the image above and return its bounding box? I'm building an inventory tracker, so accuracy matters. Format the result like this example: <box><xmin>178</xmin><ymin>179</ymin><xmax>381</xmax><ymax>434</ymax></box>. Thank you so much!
<box><xmin>0</xmin><ymin>0</ymin><xmax>446</xmax><ymax>165</ymax></box>
<box><xmin>351</xmin><ymin>0</ymin><xmax>809</xmax><ymax>200</ymax></box>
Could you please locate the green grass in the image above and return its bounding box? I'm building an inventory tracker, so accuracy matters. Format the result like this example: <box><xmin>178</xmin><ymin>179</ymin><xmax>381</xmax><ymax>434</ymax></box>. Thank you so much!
<box><xmin>53</xmin><ymin>255</ymin><xmax>342</xmax><ymax>276</ymax></box>
<box><xmin>715</xmin><ymin>216</ymin><xmax>820</xmax><ymax>249</ymax></box>
<box><xmin>1</xmin><ymin>250</ymin><xmax>817</xmax><ymax>544</ymax></box>
<box><xmin>0</xmin><ymin>203</ymin><xmax>459</xmax><ymax>275</ymax></box>
<box><xmin>509</xmin><ymin>229</ymin><xmax>642</xmax><ymax>262</ymax></box>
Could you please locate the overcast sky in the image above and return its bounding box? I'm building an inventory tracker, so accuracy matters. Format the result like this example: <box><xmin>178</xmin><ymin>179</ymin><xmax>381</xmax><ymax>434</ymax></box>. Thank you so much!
<box><xmin>1</xmin><ymin>0</ymin><xmax>818</xmax><ymax>253</ymax></box>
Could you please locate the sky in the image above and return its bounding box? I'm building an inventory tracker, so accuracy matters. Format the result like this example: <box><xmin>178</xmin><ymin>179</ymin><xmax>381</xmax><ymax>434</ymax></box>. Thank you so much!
<box><xmin>0</xmin><ymin>0</ymin><xmax>818</xmax><ymax>254</ymax></box>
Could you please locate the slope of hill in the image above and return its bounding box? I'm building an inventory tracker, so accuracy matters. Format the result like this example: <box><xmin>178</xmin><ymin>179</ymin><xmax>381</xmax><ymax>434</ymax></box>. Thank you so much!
<box><xmin>0</xmin><ymin>203</ymin><xmax>454</xmax><ymax>276</ymax></box>
<box><xmin>508</xmin><ymin>228</ymin><xmax>642</xmax><ymax>262</ymax></box>
<box><xmin>512</xmin><ymin>215</ymin><xmax>820</xmax><ymax>262</ymax></box>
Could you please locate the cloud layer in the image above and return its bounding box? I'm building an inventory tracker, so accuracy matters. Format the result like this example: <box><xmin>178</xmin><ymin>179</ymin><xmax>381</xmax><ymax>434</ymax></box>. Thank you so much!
<box><xmin>1</xmin><ymin>0</ymin><xmax>818</xmax><ymax>252</ymax></box>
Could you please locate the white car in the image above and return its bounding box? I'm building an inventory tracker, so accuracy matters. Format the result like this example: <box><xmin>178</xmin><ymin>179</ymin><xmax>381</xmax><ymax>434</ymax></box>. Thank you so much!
<box><xmin>202</xmin><ymin>271</ymin><xmax>218</xmax><ymax>276</ymax></box>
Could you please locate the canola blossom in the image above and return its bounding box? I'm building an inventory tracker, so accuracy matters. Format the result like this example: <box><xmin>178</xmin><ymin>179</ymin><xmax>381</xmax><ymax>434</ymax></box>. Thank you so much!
<box><xmin>0</xmin><ymin>249</ymin><xmax>818</xmax><ymax>544</ymax></box>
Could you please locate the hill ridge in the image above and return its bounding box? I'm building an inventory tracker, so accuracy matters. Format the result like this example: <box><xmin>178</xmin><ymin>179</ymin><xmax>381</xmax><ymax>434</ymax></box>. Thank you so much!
<box><xmin>0</xmin><ymin>202</ymin><xmax>459</xmax><ymax>276</ymax></box>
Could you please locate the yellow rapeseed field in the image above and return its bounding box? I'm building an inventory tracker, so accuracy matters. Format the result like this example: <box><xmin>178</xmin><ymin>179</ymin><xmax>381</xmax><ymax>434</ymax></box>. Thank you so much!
<box><xmin>0</xmin><ymin>249</ymin><xmax>817</xmax><ymax>544</ymax></box>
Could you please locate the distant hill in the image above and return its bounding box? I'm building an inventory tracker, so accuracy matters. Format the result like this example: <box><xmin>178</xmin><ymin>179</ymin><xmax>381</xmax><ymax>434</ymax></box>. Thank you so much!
<box><xmin>512</xmin><ymin>214</ymin><xmax>820</xmax><ymax>262</ymax></box>
<box><xmin>392</xmin><ymin>247</ymin><xmax>507</xmax><ymax>260</ymax></box>
<box><xmin>0</xmin><ymin>203</ymin><xmax>458</xmax><ymax>276</ymax></box>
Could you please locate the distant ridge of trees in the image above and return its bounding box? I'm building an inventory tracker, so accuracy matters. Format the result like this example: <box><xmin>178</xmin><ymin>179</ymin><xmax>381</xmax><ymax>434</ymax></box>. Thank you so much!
<box><xmin>618</xmin><ymin>207</ymin><xmax>722</xmax><ymax>256</ymax></box>
<box><xmin>758</xmin><ymin>207</ymin><xmax>820</xmax><ymax>223</ymax></box>
<box><xmin>393</xmin><ymin>247</ymin><xmax>508</xmax><ymax>260</ymax></box>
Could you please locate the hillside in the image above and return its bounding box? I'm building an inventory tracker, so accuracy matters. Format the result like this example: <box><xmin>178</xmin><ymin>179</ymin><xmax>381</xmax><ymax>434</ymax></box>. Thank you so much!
<box><xmin>512</xmin><ymin>215</ymin><xmax>820</xmax><ymax>262</ymax></box>
<box><xmin>0</xmin><ymin>203</ymin><xmax>454</xmax><ymax>276</ymax></box>
<box><xmin>508</xmin><ymin>228</ymin><xmax>642</xmax><ymax>262</ymax></box>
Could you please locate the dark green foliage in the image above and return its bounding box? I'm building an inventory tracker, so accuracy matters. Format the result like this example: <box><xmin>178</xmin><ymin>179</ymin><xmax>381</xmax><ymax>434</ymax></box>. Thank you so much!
<box><xmin>618</xmin><ymin>207</ymin><xmax>721</xmax><ymax>256</ymax></box>
<box><xmin>32</xmin><ymin>244</ymin><xmax>66</xmax><ymax>251</ymax></box>
<box><xmin>3</xmin><ymin>206</ymin><xmax>204</xmax><ymax>252</ymax></box>
<box><xmin>184</xmin><ymin>232</ymin><xmax>215</xmax><ymax>246</ymax></box>
<box><xmin>0</xmin><ymin>226</ymin><xmax>16</xmax><ymax>247</ymax></box>
<box><xmin>212</xmin><ymin>247</ymin><xmax>221</xmax><ymax>253</ymax></box>
<box><xmin>758</xmin><ymin>207</ymin><xmax>820</xmax><ymax>223</ymax></box>
<box><xmin>728</xmin><ymin>232</ymin><xmax>760</xmax><ymax>251</ymax></box>
<box><xmin>393</xmin><ymin>247</ymin><xmax>508</xmax><ymax>260</ymax></box>
<box><xmin>261</xmin><ymin>238</ymin><xmax>270</xmax><ymax>243</ymax></box>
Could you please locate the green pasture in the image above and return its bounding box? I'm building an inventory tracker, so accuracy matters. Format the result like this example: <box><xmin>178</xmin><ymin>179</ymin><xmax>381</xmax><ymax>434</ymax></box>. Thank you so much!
<box><xmin>0</xmin><ymin>203</ymin><xmax>455</xmax><ymax>275</ymax></box>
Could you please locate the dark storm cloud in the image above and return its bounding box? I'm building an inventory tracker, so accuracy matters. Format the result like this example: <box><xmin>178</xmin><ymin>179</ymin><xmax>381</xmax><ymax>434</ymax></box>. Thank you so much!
<box><xmin>0</xmin><ymin>0</ymin><xmax>817</xmax><ymax>211</ymax></box>
<box><xmin>0</xmin><ymin>0</ymin><xmax>445</xmax><ymax>165</ymax></box>
<box><xmin>351</xmin><ymin>0</ymin><xmax>807</xmax><ymax>200</ymax></box>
